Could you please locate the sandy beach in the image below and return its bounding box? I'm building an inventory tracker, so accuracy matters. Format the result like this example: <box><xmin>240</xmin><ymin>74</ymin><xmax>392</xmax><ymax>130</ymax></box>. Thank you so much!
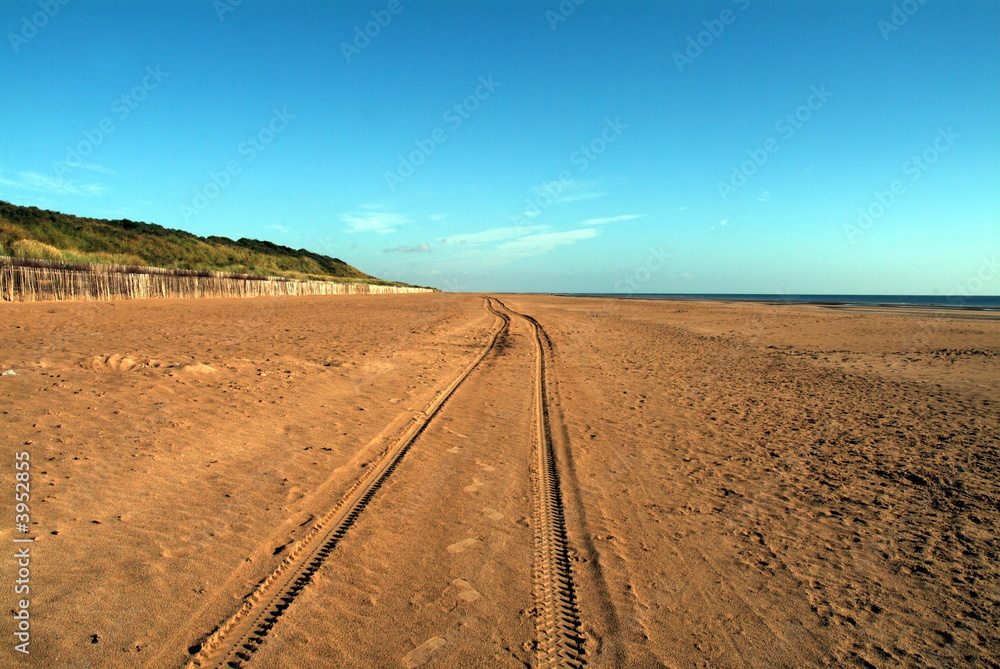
<box><xmin>1</xmin><ymin>293</ymin><xmax>997</xmax><ymax>668</ymax></box>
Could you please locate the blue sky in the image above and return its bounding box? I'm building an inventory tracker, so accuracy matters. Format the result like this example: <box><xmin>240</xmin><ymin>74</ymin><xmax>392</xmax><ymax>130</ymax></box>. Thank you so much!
<box><xmin>1</xmin><ymin>0</ymin><xmax>997</xmax><ymax>294</ymax></box>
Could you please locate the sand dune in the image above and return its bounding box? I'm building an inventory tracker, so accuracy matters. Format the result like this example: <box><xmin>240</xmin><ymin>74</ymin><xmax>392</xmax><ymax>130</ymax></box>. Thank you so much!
<box><xmin>1</xmin><ymin>294</ymin><xmax>997</xmax><ymax>668</ymax></box>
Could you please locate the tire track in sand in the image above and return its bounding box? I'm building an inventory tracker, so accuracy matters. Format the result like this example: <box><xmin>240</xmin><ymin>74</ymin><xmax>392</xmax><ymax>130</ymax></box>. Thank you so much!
<box><xmin>184</xmin><ymin>298</ymin><xmax>510</xmax><ymax>669</ymax></box>
<box><xmin>494</xmin><ymin>299</ymin><xmax>587</xmax><ymax>669</ymax></box>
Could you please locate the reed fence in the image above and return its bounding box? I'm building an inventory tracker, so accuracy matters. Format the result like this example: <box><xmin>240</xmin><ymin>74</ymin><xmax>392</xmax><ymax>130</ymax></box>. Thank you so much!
<box><xmin>0</xmin><ymin>257</ymin><xmax>432</xmax><ymax>302</ymax></box>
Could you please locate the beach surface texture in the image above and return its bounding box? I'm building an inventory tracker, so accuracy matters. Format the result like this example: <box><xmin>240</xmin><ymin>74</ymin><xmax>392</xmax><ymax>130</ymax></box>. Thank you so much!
<box><xmin>1</xmin><ymin>293</ymin><xmax>997</xmax><ymax>668</ymax></box>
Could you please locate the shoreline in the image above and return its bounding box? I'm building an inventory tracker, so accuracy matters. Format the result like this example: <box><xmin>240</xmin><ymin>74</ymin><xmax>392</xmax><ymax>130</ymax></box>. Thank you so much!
<box><xmin>552</xmin><ymin>293</ymin><xmax>1000</xmax><ymax>317</ymax></box>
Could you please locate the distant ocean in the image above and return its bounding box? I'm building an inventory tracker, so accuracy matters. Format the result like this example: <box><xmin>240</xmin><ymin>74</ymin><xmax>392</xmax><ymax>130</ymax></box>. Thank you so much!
<box><xmin>559</xmin><ymin>294</ymin><xmax>1000</xmax><ymax>310</ymax></box>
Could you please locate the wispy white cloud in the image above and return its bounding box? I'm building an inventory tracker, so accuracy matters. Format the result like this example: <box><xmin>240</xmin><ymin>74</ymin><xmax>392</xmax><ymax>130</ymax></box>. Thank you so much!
<box><xmin>341</xmin><ymin>207</ymin><xmax>411</xmax><ymax>234</ymax></box>
<box><xmin>580</xmin><ymin>214</ymin><xmax>644</xmax><ymax>226</ymax></box>
<box><xmin>0</xmin><ymin>169</ymin><xmax>106</xmax><ymax>196</ymax></box>
<box><xmin>384</xmin><ymin>242</ymin><xmax>431</xmax><ymax>253</ymax></box>
<box><xmin>441</xmin><ymin>225</ymin><xmax>546</xmax><ymax>246</ymax></box>
<box><xmin>494</xmin><ymin>228</ymin><xmax>598</xmax><ymax>259</ymax></box>
<box><xmin>427</xmin><ymin>213</ymin><xmax>451</xmax><ymax>222</ymax></box>
<box><xmin>58</xmin><ymin>162</ymin><xmax>118</xmax><ymax>176</ymax></box>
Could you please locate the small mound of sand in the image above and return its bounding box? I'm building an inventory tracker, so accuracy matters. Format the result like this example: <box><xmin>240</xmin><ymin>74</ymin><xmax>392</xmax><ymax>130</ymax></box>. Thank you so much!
<box><xmin>172</xmin><ymin>363</ymin><xmax>216</xmax><ymax>375</ymax></box>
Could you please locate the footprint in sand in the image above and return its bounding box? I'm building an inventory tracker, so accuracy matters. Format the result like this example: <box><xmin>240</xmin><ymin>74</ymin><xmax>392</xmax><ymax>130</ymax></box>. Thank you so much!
<box><xmin>402</xmin><ymin>636</ymin><xmax>447</xmax><ymax>668</ymax></box>
<box><xmin>447</xmin><ymin>537</ymin><xmax>482</xmax><ymax>554</ymax></box>
<box><xmin>475</xmin><ymin>462</ymin><xmax>496</xmax><ymax>472</ymax></box>
<box><xmin>463</xmin><ymin>479</ymin><xmax>484</xmax><ymax>494</ymax></box>
<box><xmin>447</xmin><ymin>446</ymin><xmax>463</xmax><ymax>454</ymax></box>
<box><xmin>451</xmin><ymin>578</ymin><xmax>481</xmax><ymax>602</ymax></box>
<box><xmin>482</xmin><ymin>507</ymin><xmax>504</xmax><ymax>521</ymax></box>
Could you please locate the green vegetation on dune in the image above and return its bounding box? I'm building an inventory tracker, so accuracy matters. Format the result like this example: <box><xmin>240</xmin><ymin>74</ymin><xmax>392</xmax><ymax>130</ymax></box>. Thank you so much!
<box><xmin>0</xmin><ymin>201</ymin><xmax>424</xmax><ymax>287</ymax></box>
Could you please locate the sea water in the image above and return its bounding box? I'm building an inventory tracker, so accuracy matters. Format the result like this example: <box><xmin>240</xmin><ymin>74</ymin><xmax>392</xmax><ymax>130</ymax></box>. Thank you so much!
<box><xmin>563</xmin><ymin>294</ymin><xmax>1000</xmax><ymax>310</ymax></box>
